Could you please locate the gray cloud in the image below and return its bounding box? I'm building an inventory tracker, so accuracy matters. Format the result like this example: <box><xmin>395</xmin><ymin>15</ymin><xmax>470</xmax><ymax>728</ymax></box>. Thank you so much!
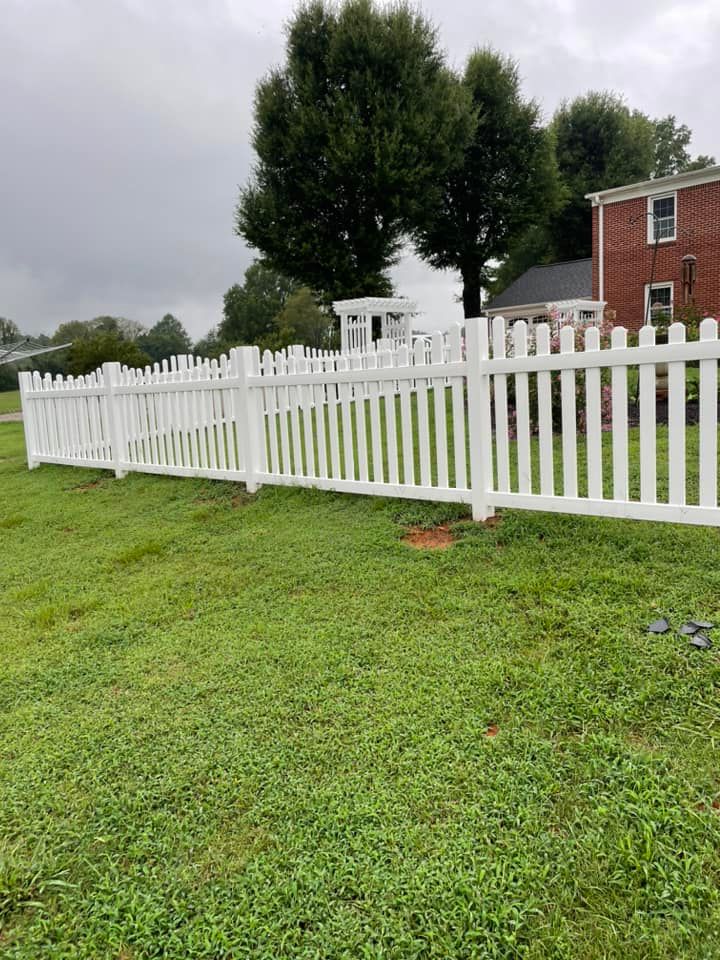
<box><xmin>1</xmin><ymin>0</ymin><xmax>718</xmax><ymax>338</ymax></box>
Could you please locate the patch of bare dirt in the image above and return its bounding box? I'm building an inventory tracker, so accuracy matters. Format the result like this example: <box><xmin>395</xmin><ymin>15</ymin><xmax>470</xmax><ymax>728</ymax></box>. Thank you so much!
<box><xmin>402</xmin><ymin>525</ymin><xmax>457</xmax><ymax>550</ymax></box>
<box><xmin>72</xmin><ymin>478</ymin><xmax>104</xmax><ymax>492</ymax></box>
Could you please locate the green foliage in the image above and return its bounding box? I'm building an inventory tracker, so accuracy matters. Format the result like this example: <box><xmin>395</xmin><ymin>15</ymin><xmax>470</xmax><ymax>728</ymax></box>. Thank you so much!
<box><xmin>0</xmin><ymin>317</ymin><xmax>21</xmax><ymax>344</ymax></box>
<box><xmin>192</xmin><ymin>327</ymin><xmax>225</xmax><ymax>360</ymax></box>
<box><xmin>137</xmin><ymin>314</ymin><xmax>192</xmax><ymax>363</ymax></box>
<box><xmin>493</xmin><ymin>99</ymin><xmax>714</xmax><ymax>296</ymax></box>
<box><xmin>3</xmin><ymin>420</ymin><xmax>720</xmax><ymax>955</ymax></box>
<box><xmin>653</xmin><ymin>115</ymin><xmax>715</xmax><ymax>179</ymax></box>
<box><xmin>50</xmin><ymin>320</ymin><xmax>96</xmax><ymax>346</ymax></box>
<box><xmin>219</xmin><ymin>262</ymin><xmax>297</xmax><ymax>349</ymax></box>
<box><xmin>274</xmin><ymin>287</ymin><xmax>330</xmax><ymax>350</ymax></box>
<box><xmin>237</xmin><ymin>0</ymin><xmax>473</xmax><ymax>299</ymax></box>
<box><xmin>66</xmin><ymin>332</ymin><xmax>150</xmax><ymax>376</ymax></box>
<box><xmin>40</xmin><ymin>317</ymin><xmax>148</xmax><ymax>380</ymax></box>
<box><xmin>549</xmin><ymin>92</ymin><xmax>655</xmax><ymax>262</ymax></box>
<box><xmin>413</xmin><ymin>48</ymin><xmax>560</xmax><ymax>317</ymax></box>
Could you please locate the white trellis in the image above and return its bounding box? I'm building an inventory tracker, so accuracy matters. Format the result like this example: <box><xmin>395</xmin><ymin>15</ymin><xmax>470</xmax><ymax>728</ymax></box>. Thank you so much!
<box><xmin>547</xmin><ymin>299</ymin><xmax>606</xmax><ymax>329</ymax></box>
<box><xmin>334</xmin><ymin>297</ymin><xmax>417</xmax><ymax>354</ymax></box>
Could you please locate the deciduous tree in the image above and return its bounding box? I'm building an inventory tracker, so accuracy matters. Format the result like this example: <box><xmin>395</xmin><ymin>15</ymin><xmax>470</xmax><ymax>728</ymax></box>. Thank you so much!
<box><xmin>219</xmin><ymin>262</ymin><xmax>297</xmax><ymax>348</ymax></box>
<box><xmin>66</xmin><ymin>333</ymin><xmax>150</xmax><ymax>376</ymax></box>
<box><xmin>548</xmin><ymin>92</ymin><xmax>655</xmax><ymax>262</ymax></box>
<box><xmin>491</xmin><ymin>92</ymin><xmax>657</xmax><ymax>291</ymax></box>
<box><xmin>653</xmin><ymin>115</ymin><xmax>715</xmax><ymax>178</ymax></box>
<box><xmin>274</xmin><ymin>288</ymin><xmax>330</xmax><ymax>350</ymax></box>
<box><xmin>137</xmin><ymin>314</ymin><xmax>191</xmax><ymax>363</ymax></box>
<box><xmin>0</xmin><ymin>317</ymin><xmax>21</xmax><ymax>343</ymax></box>
<box><xmin>237</xmin><ymin>0</ymin><xmax>473</xmax><ymax>300</ymax></box>
<box><xmin>412</xmin><ymin>49</ymin><xmax>559</xmax><ymax>318</ymax></box>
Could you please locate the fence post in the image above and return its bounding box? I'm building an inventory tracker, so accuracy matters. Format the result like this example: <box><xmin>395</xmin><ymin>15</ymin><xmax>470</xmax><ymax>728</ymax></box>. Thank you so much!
<box><xmin>465</xmin><ymin>317</ymin><xmax>495</xmax><ymax>522</ymax></box>
<box><xmin>18</xmin><ymin>371</ymin><xmax>38</xmax><ymax>470</ymax></box>
<box><xmin>232</xmin><ymin>346</ymin><xmax>263</xmax><ymax>493</ymax></box>
<box><xmin>103</xmin><ymin>361</ymin><xmax>127</xmax><ymax>478</ymax></box>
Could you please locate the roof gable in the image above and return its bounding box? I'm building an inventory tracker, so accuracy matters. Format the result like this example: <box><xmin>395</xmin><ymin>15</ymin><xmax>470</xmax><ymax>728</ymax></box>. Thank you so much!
<box><xmin>485</xmin><ymin>259</ymin><xmax>592</xmax><ymax>312</ymax></box>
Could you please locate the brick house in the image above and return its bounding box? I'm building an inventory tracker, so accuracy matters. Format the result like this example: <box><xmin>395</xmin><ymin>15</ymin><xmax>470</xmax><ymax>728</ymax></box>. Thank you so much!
<box><xmin>589</xmin><ymin>165</ymin><xmax>720</xmax><ymax>330</ymax></box>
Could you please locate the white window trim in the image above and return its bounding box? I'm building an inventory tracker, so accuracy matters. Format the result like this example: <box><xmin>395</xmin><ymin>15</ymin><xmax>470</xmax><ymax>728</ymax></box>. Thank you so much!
<box><xmin>644</xmin><ymin>281</ymin><xmax>674</xmax><ymax>325</ymax></box>
<box><xmin>647</xmin><ymin>191</ymin><xmax>677</xmax><ymax>244</ymax></box>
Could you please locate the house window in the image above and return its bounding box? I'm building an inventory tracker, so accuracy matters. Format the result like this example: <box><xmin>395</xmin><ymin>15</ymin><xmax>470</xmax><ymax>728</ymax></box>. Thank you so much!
<box><xmin>647</xmin><ymin>193</ymin><xmax>676</xmax><ymax>243</ymax></box>
<box><xmin>645</xmin><ymin>282</ymin><xmax>674</xmax><ymax>324</ymax></box>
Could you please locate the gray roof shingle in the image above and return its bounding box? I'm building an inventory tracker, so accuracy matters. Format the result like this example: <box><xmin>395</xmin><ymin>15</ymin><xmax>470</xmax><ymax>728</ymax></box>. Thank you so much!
<box><xmin>486</xmin><ymin>258</ymin><xmax>592</xmax><ymax>311</ymax></box>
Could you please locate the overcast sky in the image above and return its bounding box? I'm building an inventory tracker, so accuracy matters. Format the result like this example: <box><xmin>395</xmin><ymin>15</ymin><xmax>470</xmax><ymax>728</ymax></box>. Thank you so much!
<box><xmin>2</xmin><ymin>0</ymin><xmax>718</xmax><ymax>339</ymax></box>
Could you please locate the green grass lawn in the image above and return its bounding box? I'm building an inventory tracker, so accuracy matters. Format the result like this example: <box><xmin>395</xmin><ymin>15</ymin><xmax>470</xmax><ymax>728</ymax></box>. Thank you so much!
<box><xmin>3</xmin><ymin>419</ymin><xmax>720</xmax><ymax>959</ymax></box>
<box><xmin>0</xmin><ymin>390</ymin><xmax>21</xmax><ymax>414</ymax></box>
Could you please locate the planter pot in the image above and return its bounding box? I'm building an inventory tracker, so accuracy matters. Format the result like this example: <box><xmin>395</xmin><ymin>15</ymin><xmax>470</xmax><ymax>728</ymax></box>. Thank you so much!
<box><xmin>656</xmin><ymin>361</ymin><xmax>669</xmax><ymax>399</ymax></box>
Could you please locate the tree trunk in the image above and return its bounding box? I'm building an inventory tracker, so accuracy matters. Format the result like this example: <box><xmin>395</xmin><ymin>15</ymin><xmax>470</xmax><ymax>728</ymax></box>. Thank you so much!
<box><xmin>461</xmin><ymin>266</ymin><xmax>482</xmax><ymax>319</ymax></box>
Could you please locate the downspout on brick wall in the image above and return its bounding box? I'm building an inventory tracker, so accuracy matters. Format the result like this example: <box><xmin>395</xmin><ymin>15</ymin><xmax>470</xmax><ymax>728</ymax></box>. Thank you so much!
<box><xmin>596</xmin><ymin>196</ymin><xmax>605</xmax><ymax>303</ymax></box>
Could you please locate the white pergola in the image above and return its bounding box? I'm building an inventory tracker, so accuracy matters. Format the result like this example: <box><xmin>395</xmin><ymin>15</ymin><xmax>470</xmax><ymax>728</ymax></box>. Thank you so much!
<box><xmin>333</xmin><ymin>297</ymin><xmax>418</xmax><ymax>354</ymax></box>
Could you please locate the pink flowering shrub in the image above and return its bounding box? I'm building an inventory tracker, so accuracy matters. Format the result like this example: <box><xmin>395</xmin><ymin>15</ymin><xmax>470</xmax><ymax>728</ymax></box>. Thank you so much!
<box><xmin>502</xmin><ymin>321</ymin><xmax>614</xmax><ymax>437</ymax></box>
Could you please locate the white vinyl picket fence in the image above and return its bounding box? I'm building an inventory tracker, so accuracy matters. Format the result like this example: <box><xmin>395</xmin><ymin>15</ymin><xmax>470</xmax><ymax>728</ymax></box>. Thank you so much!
<box><xmin>18</xmin><ymin>317</ymin><xmax>720</xmax><ymax>526</ymax></box>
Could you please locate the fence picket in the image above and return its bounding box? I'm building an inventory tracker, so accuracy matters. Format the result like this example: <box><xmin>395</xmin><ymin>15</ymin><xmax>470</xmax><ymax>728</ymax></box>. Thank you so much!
<box><xmin>448</xmin><ymin>324</ymin><xmax>467</xmax><ymax>491</ymax></box>
<box><xmin>380</xmin><ymin>348</ymin><xmax>399</xmax><ymax>484</ymax></box>
<box><xmin>610</xmin><ymin>327</ymin><xmax>628</xmax><ymax>501</ymax></box>
<box><xmin>287</xmin><ymin>356</ymin><xmax>304</xmax><ymax>475</ymax></box>
<box><xmin>337</xmin><ymin>354</ymin><xmax>355</xmax><ymax>480</ymax></box>
<box><xmin>145</xmin><ymin>366</ymin><xmax>160</xmax><ymax>465</ymax></box>
<box><xmin>312</xmin><ymin>357</ymin><xmax>328</xmax><ymax>479</ymax></box>
<box><xmin>699</xmin><ymin>317</ymin><xmax>718</xmax><ymax>507</ymax></box>
<box><xmin>560</xmin><ymin>326</ymin><xmax>577</xmax><ymax>498</ymax></box>
<box><xmin>367</xmin><ymin>353</ymin><xmax>384</xmax><ymax>483</ymax></box>
<box><xmin>584</xmin><ymin>325</ymin><xmax>603</xmax><ymax>500</ymax></box>
<box><xmin>535</xmin><ymin>324</ymin><xmax>554</xmax><ymax>496</ymax></box>
<box><xmin>214</xmin><ymin>358</ymin><xmax>227</xmax><ymax>471</ymax></box>
<box><xmin>492</xmin><ymin>317</ymin><xmax>510</xmax><ymax>492</ymax></box>
<box><xmin>667</xmin><ymin>322</ymin><xmax>686</xmax><ymax>505</ymax></box>
<box><xmin>397</xmin><ymin>345</ymin><xmax>414</xmax><ymax>485</ymax></box>
<box><xmin>350</xmin><ymin>354</ymin><xmax>369</xmax><ymax>482</ymax></box>
<box><xmin>414</xmin><ymin>339</ymin><xmax>431</xmax><ymax>487</ymax></box>
<box><xmin>262</xmin><ymin>351</ymin><xmax>279</xmax><ymax>475</ymax></box>
<box><xmin>638</xmin><ymin>325</ymin><xmax>657</xmax><ymax>504</ymax></box>
<box><xmin>326</xmin><ymin>356</ymin><xmax>342</xmax><ymax>479</ymax></box>
<box><xmin>513</xmin><ymin>321</ymin><xmax>532</xmax><ymax>494</ymax></box>
<box><xmin>298</xmin><ymin>354</ymin><xmax>315</xmax><ymax>477</ymax></box>
<box><xmin>431</xmin><ymin>332</ymin><xmax>448</xmax><ymax>488</ymax></box>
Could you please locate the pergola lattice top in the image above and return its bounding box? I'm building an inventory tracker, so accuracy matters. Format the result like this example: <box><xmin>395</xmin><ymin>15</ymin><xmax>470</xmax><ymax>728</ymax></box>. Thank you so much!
<box><xmin>332</xmin><ymin>297</ymin><xmax>418</xmax><ymax>354</ymax></box>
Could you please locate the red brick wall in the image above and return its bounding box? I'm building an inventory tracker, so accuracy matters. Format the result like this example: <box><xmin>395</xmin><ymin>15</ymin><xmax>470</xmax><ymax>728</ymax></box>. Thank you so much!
<box><xmin>592</xmin><ymin>180</ymin><xmax>720</xmax><ymax>330</ymax></box>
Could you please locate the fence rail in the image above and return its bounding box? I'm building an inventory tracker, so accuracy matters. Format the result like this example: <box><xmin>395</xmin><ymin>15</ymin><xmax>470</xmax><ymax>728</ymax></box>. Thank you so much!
<box><xmin>18</xmin><ymin>317</ymin><xmax>720</xmax><ymax>527</ymax></box>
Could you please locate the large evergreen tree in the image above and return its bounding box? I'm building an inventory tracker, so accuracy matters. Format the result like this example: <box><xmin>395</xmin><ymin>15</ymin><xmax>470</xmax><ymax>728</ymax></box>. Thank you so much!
<box><xmin>412</xmin><ymin>48</ymin><xmax>559</xmax><ymax>318</ymax></box>
<box><xmin>237</xmin><ymin>0</ymin><xmax>473</xmax><ymax>300</ymax></box>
